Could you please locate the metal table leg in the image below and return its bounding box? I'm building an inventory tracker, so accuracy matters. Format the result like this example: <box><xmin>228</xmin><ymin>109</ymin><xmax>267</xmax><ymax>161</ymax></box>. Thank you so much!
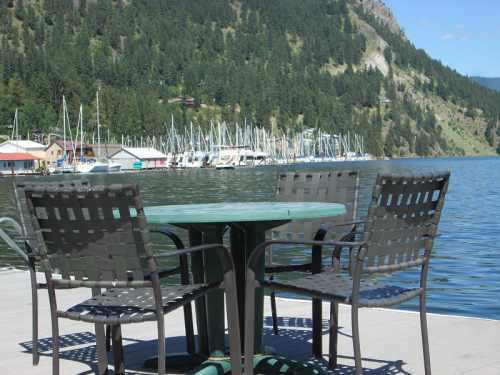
<box><xmin>202</xmin><ymin>227</ymin><xmax>226</xmax><ymax>353</ymax></box>
<box><xmin>188</xmin><ymin>220</ymin><xmax>326</xmax><ymax>375</ymax></box>
<box><xmin>189</xmin><ymin>228</ymin><xmax>210</xmax><ymax>356</ymax></box>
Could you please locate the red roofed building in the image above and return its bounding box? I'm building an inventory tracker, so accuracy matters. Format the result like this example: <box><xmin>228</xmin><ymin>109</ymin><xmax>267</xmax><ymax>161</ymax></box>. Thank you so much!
<box><xmin>0</xmin><ymin>152</ymin><xmax>40</xmax><ymax>175</ymax></box>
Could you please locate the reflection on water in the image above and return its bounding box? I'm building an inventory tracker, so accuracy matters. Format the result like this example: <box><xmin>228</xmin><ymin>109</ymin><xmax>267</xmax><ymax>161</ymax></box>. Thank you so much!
<box><xmin>1</xmin><ymin>157</ymin><xmax>499</xmax><ymax>320</ymax></box>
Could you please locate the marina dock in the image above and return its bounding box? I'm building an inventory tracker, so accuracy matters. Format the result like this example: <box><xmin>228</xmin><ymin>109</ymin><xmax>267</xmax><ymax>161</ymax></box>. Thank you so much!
<box><xmin>1</xmin><ymin>269</ymin><xmax>498</xmax><ymax>374</ymax></box>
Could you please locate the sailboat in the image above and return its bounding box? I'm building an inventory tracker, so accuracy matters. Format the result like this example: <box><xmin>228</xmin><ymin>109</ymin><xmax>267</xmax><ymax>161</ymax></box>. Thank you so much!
<box><xmin>50</xmin><ymin>96</ymin><xmax>77</xmax><ymax>174</ymax></box>
<box><xmin>76</xmin><ymin>91</ymin><xmax>121</xmax><ymax>173</ymax></box>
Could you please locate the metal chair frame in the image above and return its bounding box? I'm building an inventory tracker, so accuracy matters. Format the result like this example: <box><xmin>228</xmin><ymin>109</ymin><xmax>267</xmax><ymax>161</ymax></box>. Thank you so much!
<box><xmin>246</xmin><ymin>172</ymin><xmax>450</xmax><ymax>375</ymax></box>
<box><xmin>0</xmin><ymin>181</ymin><xmax>196</xmax><ymax>366</ymax></box>
<box><xmin>21</xmin><ymin>183</ymin><xmax>242</xmax><ymax>375</ymax></box>
<box><xmin>0</xmin><ymin>180</ymin><xmax>93</xmax><ymax>366</ymax></box>
<box><xmin>266</xmin><ymin>171</ymin><xmax>360</xmax><ymax>359</ymax></box>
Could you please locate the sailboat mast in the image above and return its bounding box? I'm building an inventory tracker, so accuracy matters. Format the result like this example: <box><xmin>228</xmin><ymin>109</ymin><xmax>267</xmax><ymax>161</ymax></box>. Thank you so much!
<box><xmin>63</xmin><ymin>96</ymin><xmax>66</xmax><ymax>162</ymax></box>
<box><xmin>97</xmin><ymin>90</ymin><xmax>101</xmax><ymax>159</ymax></box>
<box><xmin>15</xmin><ymin>108</ymin><xmax>18</xmax><ymax>140</ymax></box>
<box><xmin>80</xmin><ymin>104</ymin><xmax>84</xmax><ymax>160</ymax></box>
<box><xmin>11</xmin><ymin>109</ymin><xmax>19</xmax><ymax>140</ymax></box>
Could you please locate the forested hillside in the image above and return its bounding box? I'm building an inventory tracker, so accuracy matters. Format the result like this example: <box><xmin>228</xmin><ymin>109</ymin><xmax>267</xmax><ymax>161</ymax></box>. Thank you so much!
<box><xmin>0</xmin><ymin>0</ymin><xmax>499</xmax><ymax>156</ymax></box>
<box><xmin>472</xmin><ymin>77</ymin><xmax>500</xmax><ymax>92</ymax></box>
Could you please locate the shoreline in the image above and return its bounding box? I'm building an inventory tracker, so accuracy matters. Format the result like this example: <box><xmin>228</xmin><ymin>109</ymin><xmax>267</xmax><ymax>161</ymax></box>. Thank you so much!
<box><xmin>1</xmin><ymin>154</ymin><xmax>499</xmax><ymax>179</ymax></box>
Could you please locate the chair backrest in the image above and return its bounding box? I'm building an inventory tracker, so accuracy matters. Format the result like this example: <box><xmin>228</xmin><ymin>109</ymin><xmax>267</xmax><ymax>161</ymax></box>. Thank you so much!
<box><xmin>24</xmin><ymin>184</ymin><xmax>154</xmax><ymax>285</ymax></box>
<box><xmin>14</xmin><ymin>180</ymin><xmax>90</xmax><ymax>255</ymax></box>
<box><xmin>359</xmin><ymin>172</ymin><xmax>450</xmax><ymax>275</ymax></box>
<box><xmin>270</xmin><ymin>171</ymin><xmax>360</xmax><ymax>240</ymax></box>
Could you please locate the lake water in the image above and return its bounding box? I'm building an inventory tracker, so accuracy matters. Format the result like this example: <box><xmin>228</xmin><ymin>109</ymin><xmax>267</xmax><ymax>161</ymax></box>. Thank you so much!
<box><xmin>1</xmin><ymin>157</ymin><xmax>499</xmax><ymax>320</ymax></box>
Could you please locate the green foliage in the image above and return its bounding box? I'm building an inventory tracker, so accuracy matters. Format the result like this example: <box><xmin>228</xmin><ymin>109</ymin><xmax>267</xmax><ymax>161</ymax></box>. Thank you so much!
<box><xmin>0</xmin><ymin>0</ymin><xmax>496</xmax><ymax>158</ymax></box>
<box><xmin>0</xmin><ymin>0</ymin><xmax>371</xmax><ymax>138</ymax></box>
<box><xmin>472</xmin><ymin>77</ymin><xmax>500</xmax><ymax>92</ymax></box>
<box><xmin>485</xmin><ymin>118</ymin><xmax>497</xmax><ymax>147</ymax></box>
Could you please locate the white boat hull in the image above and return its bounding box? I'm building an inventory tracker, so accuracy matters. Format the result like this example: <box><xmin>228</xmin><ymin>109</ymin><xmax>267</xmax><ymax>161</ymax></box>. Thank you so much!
<box><xmin>107</xmin><ymin>162</ymin><xmax>122</xmax><ymax>172</ymax></box>
<box><xmin>215</xmin><ymin>164</ymin><xmax>236</xmax><ymax>170</ymax></box>
<box><xmin>77</xmin><ymin>162</ymin><xmax>108</xmax><ymax>174</ymax></box>
<box><xmin>77</xmin><ymin>161</ymin><xmax>121</xmax><ymax>174</ymax></box>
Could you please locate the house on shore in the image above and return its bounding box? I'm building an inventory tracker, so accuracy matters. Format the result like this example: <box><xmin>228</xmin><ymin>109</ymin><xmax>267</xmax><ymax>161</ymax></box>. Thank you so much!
<box><xmin>0</xmin><ymin>140</ymin><xmax>47</xmax><ymax>168</ymax></box>
<box><xmin>110</xmin><ymin>147</ymin><xmax>167</xmax><ymax>170</ymax></box>
<box><xmin>45</xmin><ymin>140</ymin><xmax>95</xmax><ymax>165</ymax></box>
<box><xmin>89</xmin><ymin>144</ymin><xmax>123</xmax><ymax>159</ymax></box>
<box><xmin>0</xmin><ymin>152</ymin><xmax>40</xmax><ymax>175</ymax></box>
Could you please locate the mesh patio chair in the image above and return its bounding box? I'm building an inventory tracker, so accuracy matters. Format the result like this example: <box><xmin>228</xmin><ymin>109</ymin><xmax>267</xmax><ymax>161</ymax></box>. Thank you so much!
<box><xmin>0</xmin><ymin>180</ymin><xmax>197</xmax><ymax>367</ymax></box>
<box><xmin>246</xmin><ymin>172</ymin><xmax>450</xmax><ymax>375</ymax></box>
<box><xmin>266</xmin><ymin>171</ymin><xmax>360</xmax><ymax>359</ymax></box>
<box><xmin>0</xmin><ymin>180</ymin><xmax>91</xmax><ymax>366</ymax></box>
<box><xmin>22</xmin><ymin>184</ymin><xmax>241</xmax><ymax>375</ymax></box>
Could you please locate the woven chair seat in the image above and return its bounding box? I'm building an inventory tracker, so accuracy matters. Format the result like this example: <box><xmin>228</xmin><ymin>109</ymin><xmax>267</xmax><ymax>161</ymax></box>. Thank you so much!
<box><xmin>60</xmin><ymin>283</ymin><xmax>211</xmax><ymax>325</ymax></box>
<box><xmin>264</xmin><ymin>272</ymin><xmax>422</xmax><ymax>308</ymax></box>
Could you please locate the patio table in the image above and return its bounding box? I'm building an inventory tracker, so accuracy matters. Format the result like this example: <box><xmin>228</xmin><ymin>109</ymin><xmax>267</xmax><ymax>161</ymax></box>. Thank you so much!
<box><xmin>145</xmin><ymin>201</ymin><xmax>346</xmax><ymax>371</ymax></box>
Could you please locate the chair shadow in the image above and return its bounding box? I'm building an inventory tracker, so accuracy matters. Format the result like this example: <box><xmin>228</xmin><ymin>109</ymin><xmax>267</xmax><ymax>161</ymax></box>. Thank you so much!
<box><xmin>262</xmin><ymin>316</ymin><xmax>413</xmax><ymax>375</ymax></box>
<box><xmin>17</xmin><ymin>318</ymin><xmax>413</xmax><ymax>374</ymax></box>
<box><xmin>19</xmin><ymin>331</ymin><xmax>190</xmax><ymax>374</ymax></box>
<box><xmin>264</xmin><ymin>315</ymin><xmax>353</xmax><ymax>338</ymax></box>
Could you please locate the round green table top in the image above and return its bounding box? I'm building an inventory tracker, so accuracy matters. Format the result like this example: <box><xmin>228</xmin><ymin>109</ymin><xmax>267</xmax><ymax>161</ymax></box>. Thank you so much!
<box><xmin>144</xmin><ymin>201</ymin><xmax>346</xmax><ymax>225</ymax></box>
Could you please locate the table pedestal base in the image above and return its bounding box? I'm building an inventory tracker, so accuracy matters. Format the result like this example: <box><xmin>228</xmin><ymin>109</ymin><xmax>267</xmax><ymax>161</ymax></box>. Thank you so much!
<box><xmin>187</xmin><ymin>355</ymin><xmax>325</xmax><ymax>375</ymax></box>
<box><xmin>142</xmin><ymin>352</ymin><xmax>207</xmax><ymax>373</ymax></box>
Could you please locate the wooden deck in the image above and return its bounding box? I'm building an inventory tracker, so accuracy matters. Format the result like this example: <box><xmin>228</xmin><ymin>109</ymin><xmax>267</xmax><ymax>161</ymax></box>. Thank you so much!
<box><xmin>0</xmin><ymin>269</ymin><xmax>499</xmax><ymax>374</ymax></box>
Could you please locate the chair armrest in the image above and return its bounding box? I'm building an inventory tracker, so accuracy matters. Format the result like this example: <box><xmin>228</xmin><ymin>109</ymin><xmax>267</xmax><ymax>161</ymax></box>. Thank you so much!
<box><xmin>0</xmin><ymin>217</ymin><xmax>23</xmax><ymax>234</ymax></box>
<box><xmin>150</xmin><ymin>227</ymin><xmax>189</xmax><ymax>282</ymax></box>
<box><xmin>0</xmin><ymin>217</ymin><xmax>29</xmax><ymax>263</ymax></box>
<box><xmin>155</xmin><ymin>243</ymin><xmax>235</xmax><ymax>275</ymax></box>
<box><xmin>249</xmin><ymin>239</ymin><xmax>365</xmax><ymax>275</ymax></box>
<box><xmin>331</xmin><ymin>220</ymin><xmax>366</xmax><ymax>228</ymax></box>
<box><xmin>144</xmin><ymin>266</ymin><xmax>182</xmax><ymax>280</ymax></box>
<box><xmin>265</xmin><ymin>263</ymin><xmax>312</xmax><ymax>273</ymax></box>
<box><xmin>331</xmin><ymin>227</ymin><xmax>361</xmax><ymax>270</ymax></box>
<box><xmin>266</xmin><ymin>223</ymin><xmax>363</xmax><ymax>273</ymax></box>
<box><xmin>151</xmin><ymin>227</ymin><xmax>185</xmax><ymax>249</ymax></box>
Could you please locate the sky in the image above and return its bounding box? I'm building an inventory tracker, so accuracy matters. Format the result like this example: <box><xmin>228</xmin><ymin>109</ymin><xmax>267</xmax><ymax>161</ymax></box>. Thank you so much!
<box><xmin>382</xmin><ymin>0</ymin><xmax>500</xmax><ymax>77</ymax></box>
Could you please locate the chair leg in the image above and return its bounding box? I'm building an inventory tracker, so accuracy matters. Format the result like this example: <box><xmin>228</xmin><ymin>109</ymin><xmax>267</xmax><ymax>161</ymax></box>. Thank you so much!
<box><xmin>51</xmin><ymin>318</ymin><xmax>60</xmax><ymax>375</ymax></box>
<box><xmin>95</xmin><ymin>323</ymin><xmax>109</xmax><ymax>374</ymax></box>
<box><xmin>244</xmin><ymin>279</ymin><xmax>257</xmax><ymax>375</ymax></box>
<box><xmin>29</xmin><ymin>267</ymin><xmax>39</xmax><ymax>366</ymax></box>
<box><xmin>420</xmin><ymin>293</ymin><xmax>432</xmax><ymax>375</ymax></box>
<box><xmin>48</xmin><ymin>291</ymin><xmax>59</xmax><ymax>375</ymax></box>
<box><xmin>105</xmin><ymin>325</ymin><xmax>111</xmax><ymax>352</ymax></box>
<box><xmin>183</xmin><ymin>303</ymin><xmax>196</xmax><ymax>354</ymax></box>
<box><xmin>312</xmin><ymin>298</ymin><xmax>323</xmax><ymax>358</ymax></box>
<box><xmin>225</xmin><ymin>274</ymin><xmax>242</xmax><ymax>375</ymax></box>
<box><xmin>111</xmin><ymin>325</ymin><xmax>125</xmax><ymax>375</ymax></box>
<box><xmin>157</xmin><ymin>315</ymin><xmax>166</xmax><ymax>375</ymax></box>
<box><xmin>270</xmin><ymin>289</ymin><xmax>279</xmax><ymax>335</ymax></box>
<box><xmin>351</xmin><ymin>305</ymin><xmax>362</xmax><ymax>375</ymax></box>
<box><xmin>328</xmin><ymin>301</ymin><xmax>339</xmax><ymax>369</ymax></box>
<box><xmin>179</xmin><ymin>251</ymin><xmax>196</xmax><ymax>354</ymax></box>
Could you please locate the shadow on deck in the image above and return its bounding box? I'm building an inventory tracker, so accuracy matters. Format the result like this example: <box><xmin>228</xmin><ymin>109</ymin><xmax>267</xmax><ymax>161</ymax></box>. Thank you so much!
<box><xmin>18</xmin><ymin>316</ymin><xmax>412</xmax><ymax>374</ymax></box>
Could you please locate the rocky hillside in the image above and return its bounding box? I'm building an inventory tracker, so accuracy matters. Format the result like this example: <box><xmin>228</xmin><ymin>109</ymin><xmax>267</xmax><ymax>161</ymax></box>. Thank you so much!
<box><xmin>0</xmin><ymin>0</ymin><xmax>499</xmax><ymax>156</ymax></box>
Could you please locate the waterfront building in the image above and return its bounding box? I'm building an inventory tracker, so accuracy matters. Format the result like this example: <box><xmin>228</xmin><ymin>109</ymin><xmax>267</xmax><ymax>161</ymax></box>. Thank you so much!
<box><xmin>45</xmin><ymin>140</ymin><xmax>95</xmax><ymax>164</ymax></box>
<box><xmin>0</xmin><ymin>140</ymin><xmax>47</xmax><ymax>169</ymax></box>
<box><xmin>89</xmin><ymin>143</ymin><xmax>122</xmax><ymax>159</ymax></box>
<box><xmin>0</xmin><ymin>152</ymin><xmax>39</xmax><ymax>175</ymax></box>
<box><xmin>110</xmin><ymin>147</ymin><xmax>168</xmax><ymax>170</ymax></box>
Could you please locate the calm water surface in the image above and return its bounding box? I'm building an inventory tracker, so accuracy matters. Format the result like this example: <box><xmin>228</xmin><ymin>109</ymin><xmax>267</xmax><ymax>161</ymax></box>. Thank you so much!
<box><xmin>1</xmin><ymin>157</ymin><xmax>499</xmax><ymax>320</ymax></box>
